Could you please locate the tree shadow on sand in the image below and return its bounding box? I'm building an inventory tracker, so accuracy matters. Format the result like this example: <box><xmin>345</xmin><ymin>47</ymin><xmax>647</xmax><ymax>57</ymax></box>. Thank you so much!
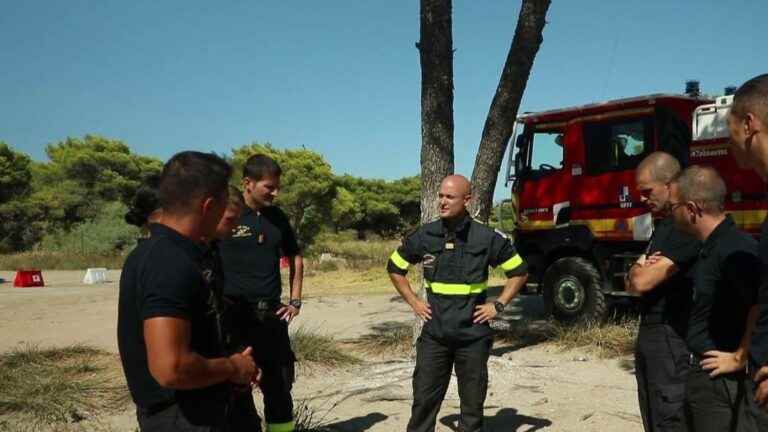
<box><xmin>325</xmin><ymin>412</ymin><xmax>388</xmax><ymax>431</ymax></box>
<box><xmin>440</xmin><ymin>407</ymin><xmax>552</xmax><ymax>431</ymax></box>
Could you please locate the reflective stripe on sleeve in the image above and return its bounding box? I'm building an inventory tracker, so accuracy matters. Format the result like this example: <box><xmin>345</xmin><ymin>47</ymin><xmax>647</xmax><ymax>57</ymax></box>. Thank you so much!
<box><xmin>426</xmin><ymin>281</ymin><xmax>487</xmax><ymax>295</ymax></box>
<box><xmin>389</xmin><ymin>250</ymin><xmax>410</xmax><ymax>270</ymax></box>
<box><xmin>500</xmin><ymin>254</ymin><xmax>523</xmax><ymax>271</ymax></box>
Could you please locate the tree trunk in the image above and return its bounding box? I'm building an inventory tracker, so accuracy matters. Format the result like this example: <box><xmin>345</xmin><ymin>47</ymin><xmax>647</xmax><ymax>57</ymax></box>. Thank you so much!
<box><xmin>470</xmin><ymin>0</ymin><xmax>550</xmax><ymax>222</ymax></box>
<box><xmin>418</xmin><ymin>0</ymin><xmax>454</xmax><ymax>224</ymax></box>
<box><xmin>414</xmin><ymin>0</ymin><xmax>454</xmax><ymax>350</ymax></box>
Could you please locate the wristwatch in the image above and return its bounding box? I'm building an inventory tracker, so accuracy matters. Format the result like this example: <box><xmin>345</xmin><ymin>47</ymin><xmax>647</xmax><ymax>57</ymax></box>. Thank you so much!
<box><xmin>289</xmin><ymin>299</ymin><xmax>302</xmax><ymax>310</ymax></box>
<box><xmin>493</xmin><ymin>301</ymin><xmax>506</xmax><ymax>313</ymax></box>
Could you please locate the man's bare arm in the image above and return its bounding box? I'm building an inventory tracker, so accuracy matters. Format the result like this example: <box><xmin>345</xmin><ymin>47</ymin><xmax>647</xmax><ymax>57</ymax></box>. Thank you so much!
<box><xmin>144</xmin><ymin>317</ymin><xmax>255</xmax><ymax>389</ymax></box>
<box><xmin>288</xmin><ymin>254</ymin><xmax>303</xmax><ymax>301</ymax></box>
<box><xmin>627</xmin><ymin>255</ymin><xmax>679</xmax><ymax>294</ymax></box>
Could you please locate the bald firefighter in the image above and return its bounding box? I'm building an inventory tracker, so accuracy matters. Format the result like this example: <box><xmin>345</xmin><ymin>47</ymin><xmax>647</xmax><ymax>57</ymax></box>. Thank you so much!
<box><xmin>387</xmin><ymin>175</ymin><xmax>529</xmax><ymax>432</ymax></box>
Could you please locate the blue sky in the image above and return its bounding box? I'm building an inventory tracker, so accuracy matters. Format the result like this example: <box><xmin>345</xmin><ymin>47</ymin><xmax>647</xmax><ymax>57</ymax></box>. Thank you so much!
<box><xmin>1</xmin><ymin>1</ymin><xmax>764</xmax><ymax>200</ymax></box>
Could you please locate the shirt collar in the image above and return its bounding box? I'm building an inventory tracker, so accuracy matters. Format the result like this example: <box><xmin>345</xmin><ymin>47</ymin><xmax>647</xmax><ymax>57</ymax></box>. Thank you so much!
<box><xmin>701</xmin><ymin>215</ymin><xmax>735</xmax><ymax>256</ymax></box>
<box><xmin>148</xmin><ymin>223</ymin><xmax>205</xmax><ymax>261</ymax></box>
<box><xmin>440</xmin><ymin>212</ymin><xmax>471</xmax><ymax>234</ymax></box>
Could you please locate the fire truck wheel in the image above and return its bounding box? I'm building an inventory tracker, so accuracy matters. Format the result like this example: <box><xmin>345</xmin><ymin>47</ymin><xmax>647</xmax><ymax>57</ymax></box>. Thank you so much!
<box><xmin>542</xmin><ymin>257</ymin><xmax>606</xmax><ymax>323</ymax></box>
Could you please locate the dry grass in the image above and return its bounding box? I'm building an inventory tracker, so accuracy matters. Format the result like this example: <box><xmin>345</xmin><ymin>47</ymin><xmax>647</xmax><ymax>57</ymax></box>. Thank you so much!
<box><xmin>0</xmin><ymin>252</ymin><xmax>126</xmax><ymax>271</ymax></box>
<box><xmin>352</xmin><ymin>321</ymin><xmax>414</xmax><ymax>356</ymax></box>
<box><xmin>498</xmin><ymin>318</ymin><xmax>638</xmax><ymax>359</ymax></box>
<box><xmin>290</xmin><ymin>326</ymin><xmax>359</xmax><ymax>367</ymax></box>
<box><xmin>0</xmin><ymin>344</ymin><xmax>129</xmax><ymax>428</ymax></box>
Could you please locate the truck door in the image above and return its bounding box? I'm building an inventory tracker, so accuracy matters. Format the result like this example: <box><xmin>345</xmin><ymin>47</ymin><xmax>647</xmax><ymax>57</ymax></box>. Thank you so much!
<box><xmin>569</xmin><ymin>113</ymin><xmax>655</xmax><ymax>241</ymax></box>
<box><xmin>514</xmin><ymin>126</ymin><xmax>569</xmax><ymax>231</ymax></box>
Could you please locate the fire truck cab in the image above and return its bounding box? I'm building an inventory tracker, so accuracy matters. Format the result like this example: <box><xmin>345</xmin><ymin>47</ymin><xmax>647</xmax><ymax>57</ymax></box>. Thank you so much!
<box><xmin>506</xmin><ymin>92</ymin><xmax>766</xmax><ymax>322</ymax></box>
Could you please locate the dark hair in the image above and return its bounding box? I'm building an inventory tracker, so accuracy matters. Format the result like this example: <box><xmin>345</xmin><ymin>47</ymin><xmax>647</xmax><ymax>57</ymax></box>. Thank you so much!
<box><xmin>159</xmin><ymin>151</ymin><xmax>232</xmax><ymax>213</ymax></box>
<box><xmin>733</xmin><ymin>74</ymin><xmax>768</xmax><ymax>125</ymax></box>
<box><xmin>242</xmin><ymin>154</ymin><xmax>281</xmax><ymax>181</ymax></box>
<box><xmin>125</xmin><ymin>173</ymin><xmax>161</xmax><ymax>227</ymax></box>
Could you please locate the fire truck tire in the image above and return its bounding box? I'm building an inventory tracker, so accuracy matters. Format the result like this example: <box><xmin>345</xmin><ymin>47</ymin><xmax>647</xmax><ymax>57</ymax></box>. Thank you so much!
<box><xmin>542</xmin><ymin>257</ymin><xmax>606</xmax><ymax>323</ymax></box>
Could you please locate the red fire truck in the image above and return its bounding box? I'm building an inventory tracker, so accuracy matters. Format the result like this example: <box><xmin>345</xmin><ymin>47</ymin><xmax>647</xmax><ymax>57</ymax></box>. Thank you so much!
<box><xmin>505</xmin><ymin>87</ymin><xmax>767</xmax><ymax>322</ymax></box>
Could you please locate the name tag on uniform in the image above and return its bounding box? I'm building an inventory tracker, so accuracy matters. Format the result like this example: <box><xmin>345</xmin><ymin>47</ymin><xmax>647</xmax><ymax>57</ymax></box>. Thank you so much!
<box><xmin>445</xmin><ymin>242</ymin><xmax>455</xmax><ymax>250</ymax></box>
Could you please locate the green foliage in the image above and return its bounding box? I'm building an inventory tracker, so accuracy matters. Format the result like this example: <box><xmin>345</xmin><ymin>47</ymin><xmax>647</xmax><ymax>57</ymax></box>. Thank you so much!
<box><xmin>0</xmin><ymin>142</ymin><xmax>32</xmax><ymax>203</ymax></box>
<box><xmin>332</xmin><ymin>174</ymin><xmax>420</xmax><ymax>237</ymax></box>
<box><xmin>0</xmin><ymin>143</ymin><xmax>39</xmax><ymax>253</ymax></box>
<box><xmin>38</xmin><ymin>201</ymin><xmax>140</xmax><ymax>255</ymax></box>
<box><xmin>231</xmin><ymin>143</ymin><xmax>336</xmax><ymax>246</ymax></box>
<box><xmin>29</xmin><ymin>135</ymin><xmax>161</xmax><ymax>235</ymax></box>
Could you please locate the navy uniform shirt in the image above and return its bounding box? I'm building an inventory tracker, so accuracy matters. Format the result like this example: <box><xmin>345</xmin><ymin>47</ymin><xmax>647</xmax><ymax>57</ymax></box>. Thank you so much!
<box><xmin>749</xmin><ymin>216</ymin><xmax>768</xmax><ymax>367</ymax></box>
<box><xmin>219</xmin><ymin>205</ymin><xmax>300</xmax><ymax>303</ymax></box>
<box><xmin>387</xmin><ymin>214</ymin><xmax>527</xmax><ymax>341</ymax></box>
<box><xmin>117</xmin><ymin>224</ymin><xmax>228</xmax><ymax>423</ymax></box>
<box><xmin>640</xmin><ymin>216</ymin><xmax>700</xmax><ymax>334</ymax></box>
<box><xmin>686</xmin><ymin>216</ymin><xmax>761</xmax><ymax>356</ymax></box>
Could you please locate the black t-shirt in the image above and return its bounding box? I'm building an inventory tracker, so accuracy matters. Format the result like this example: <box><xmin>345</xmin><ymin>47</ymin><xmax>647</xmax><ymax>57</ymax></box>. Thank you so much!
<box><xmin>749</xmin><ymin>216</ymin><xmax>768</xmax><ymax>366</ymax></box>
<box><xmin>639</xmin><ymin>217</ymin><xmax>700</xmax><ymax>332</ymax></box>
<box><xmin>686</xmin><ymin>216</ymin><xmax>761</xmax><ymax>355</ymax></box>
<box><xmin>117</xmin><ymin>224</ymin><xmax>228</xmax><ymax>422</ymax></box>
<box><xmin>219</xmin><ymin>205</ymin><xmax>301</xmax><ymax>302</ymax></box>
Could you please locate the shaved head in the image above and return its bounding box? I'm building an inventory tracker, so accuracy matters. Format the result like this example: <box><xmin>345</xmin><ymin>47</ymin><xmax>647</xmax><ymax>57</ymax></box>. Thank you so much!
<box><xmin>637</xmin><ymin>151</ymin><xmax>681</xmax><ymax>183</ymax></box>
<box><xmin>438</xmin><ymin>175</ymin><xmax>471</xmax><ymax>220</ymax></box>
<box><xmin>440</xmin><ymin>175</ymin><xmax>471</xmax><ymax>196</ymax></box>
<box><xmin>675</xmin><ymin>165</ymin><xmax>726</xmax><ymax>214</ymax></box>
<box><xmin>636</xmin><ymin>152</ymin><xmax>681</xmax><ymax>214</ymax></box>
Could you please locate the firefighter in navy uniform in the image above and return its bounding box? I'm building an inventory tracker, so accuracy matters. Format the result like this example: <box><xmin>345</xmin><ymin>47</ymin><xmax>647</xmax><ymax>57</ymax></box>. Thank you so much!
<box><xmin>220</xmin><ymin>155</ymin><xmax>303</xmax><ymax>432</ymax></box>
<box><xmin>202</xmin><ymin>186</ymin><xmax>264</xmax><ymax>431</ymax></box>
<box><xmin>627</xmin><ymin>152</ymin><xmax>700</xmax><ymax>432</ymax></box>
<box><xmin>387</xmin><ymin>175</ymin><xmax>528</xmax><ymax>432</ymax></box>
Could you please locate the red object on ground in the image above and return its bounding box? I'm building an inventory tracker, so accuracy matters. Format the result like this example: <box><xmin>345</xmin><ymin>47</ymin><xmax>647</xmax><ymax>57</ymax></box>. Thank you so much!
<box><xmin>13</xmin><ymin>269</ymin><xmax>44</xmax><ymax>287</ymax></box>
<box><xmin>280</xmin><ymin>257</ymin><xmax>289</xmax><ymax>269</ymax></box>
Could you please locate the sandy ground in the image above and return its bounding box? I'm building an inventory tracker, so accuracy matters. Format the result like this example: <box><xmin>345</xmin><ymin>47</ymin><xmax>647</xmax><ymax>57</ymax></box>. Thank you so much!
<box><xmin>0</xmin><ymin>270</ymin><xmax>642</xmax><ymax>431</ymax></box>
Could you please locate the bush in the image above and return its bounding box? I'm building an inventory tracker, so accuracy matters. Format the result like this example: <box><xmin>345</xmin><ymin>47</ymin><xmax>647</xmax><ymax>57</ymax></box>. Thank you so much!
<box><xmin>38</xmin><ymin>201</ymin><xmax>139</xmax><ymax>255</ymax></box>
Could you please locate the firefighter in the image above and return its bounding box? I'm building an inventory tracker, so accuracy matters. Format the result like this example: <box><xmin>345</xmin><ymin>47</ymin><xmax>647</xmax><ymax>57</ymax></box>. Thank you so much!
<box><xmin>219</xmin><ymin>154</ymin><xmax>303</xmax><ymax>432</ymax></box>
<box><xmin>118</xmin><ymin>152</ymin><xmax>257</xmax><ymax>431</ymax></box>
<box><xmin>626</xmin><ymin>152</ymin><xmax>700</xmax><ymax>432</ymax></box>
<box><xmin>387</xmin><ymin>174</ymin><xmax>528</xmax><ymax>432</ymax></box>
<box><xmin>668</xmin><ymin>166</ymin><xmax>761</xmax><ymax>432</ymax></box>
<box><xmin>202</xmin><ymin>186</ymin><xmax>264</xmax><ymax>430</ymax></box>
<box><xmin>727</xmin><ymin>74</ymin><xmax>768</xmax><ymax>424</ymax></box>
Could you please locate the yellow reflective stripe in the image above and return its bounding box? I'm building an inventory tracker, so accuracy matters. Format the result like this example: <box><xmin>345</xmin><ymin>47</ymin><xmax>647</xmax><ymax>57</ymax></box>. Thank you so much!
<box><xmin>389</xmin><ymin>250</ymin><xmax>410</xmax><ymax>270</ymax></box>
<box><xmin>427</xmin><ymin>281</ymin><xmax>487</xmax><ymax>295</ymax></box>
<box><xmin>500</xmin><ymin>254</ymin><xmax>523</xmax><ymax>271</ymax></box>
<box><xmin>266</xmin><ymin>421</ymin><xmax>295</xmax><ymax>432</ymax></box>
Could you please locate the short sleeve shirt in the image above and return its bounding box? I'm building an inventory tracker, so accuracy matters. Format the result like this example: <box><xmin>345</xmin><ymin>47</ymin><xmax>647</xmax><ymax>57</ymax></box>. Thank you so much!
<box><xmin>639</xmin><ymin>217</ymin><xmax>700</xmax><ymax>331</ymax></box>
<box><xmin>117</xmin><ymin>224</ymin><xmax>228</xmax><ymax>420</ymax></box>
<box><xmin>749</xmin><ymin>216</ymin><xmax>768</xmax><ymax>366</ymax></box>
<box><xmin>219</xmin><ymin>205</ymin><xmax>300</xmax><ymax>302</ymax></box>
<box><xmin>686</xmin><ymin>217</ymin><xmax>761</xmax><ymax>355</ymax></box>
